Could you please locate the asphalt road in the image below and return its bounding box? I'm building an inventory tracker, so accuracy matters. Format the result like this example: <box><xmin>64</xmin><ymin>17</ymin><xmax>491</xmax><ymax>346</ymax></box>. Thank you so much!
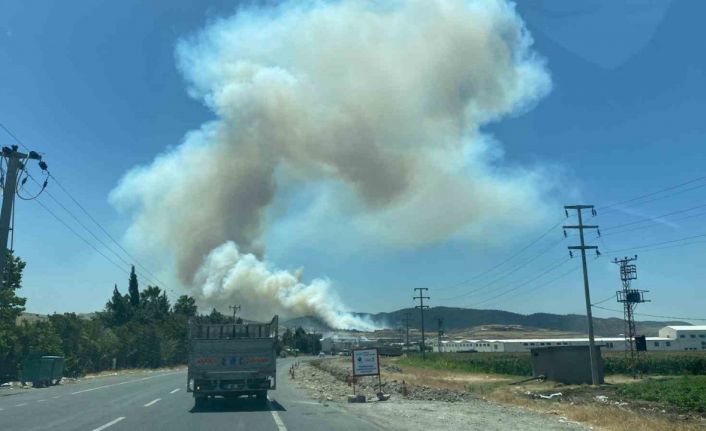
<box><xmin>0</xmin><ymin>357</ymin><xmax>379</xmax><ymax>431</ymax></box>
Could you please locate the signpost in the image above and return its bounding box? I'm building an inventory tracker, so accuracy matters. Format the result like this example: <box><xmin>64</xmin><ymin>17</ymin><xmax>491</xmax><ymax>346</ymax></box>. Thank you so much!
<box><xmin>351</xmin><ymin>347</ymin><xmax>381</xmax><ymax>395</ymax></box>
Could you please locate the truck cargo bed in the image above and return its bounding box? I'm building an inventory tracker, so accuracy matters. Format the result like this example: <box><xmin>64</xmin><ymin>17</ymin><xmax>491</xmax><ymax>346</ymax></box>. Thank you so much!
<box><xmin>187</xmin><ymin>316</ymin><xmax>278</xmax><ymax>403</ymax></box>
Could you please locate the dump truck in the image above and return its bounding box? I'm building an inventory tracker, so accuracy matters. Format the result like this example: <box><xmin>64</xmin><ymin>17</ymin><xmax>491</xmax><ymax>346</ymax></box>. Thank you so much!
<box><xmin>20</xmin><ymin>356</ymin><xmax>64</xmax><ymax>387</ymax></box>
<box><xmin>187</xmin><ymin>316</ymin><xmax>278</xmax><ymax>407</ymax></box>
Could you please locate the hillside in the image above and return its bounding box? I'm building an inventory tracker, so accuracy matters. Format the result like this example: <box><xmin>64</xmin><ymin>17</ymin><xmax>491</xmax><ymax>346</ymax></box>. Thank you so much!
<box><xmin>283</xmin><ymin>307</ymin><xmax>688</xmax><ymax>337</ymax></box>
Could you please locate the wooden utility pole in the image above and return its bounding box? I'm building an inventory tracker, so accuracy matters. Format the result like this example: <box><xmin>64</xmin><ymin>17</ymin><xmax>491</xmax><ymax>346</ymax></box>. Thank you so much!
<box><xmin>564</xmin><ymin>204</ymin><xmax>600</xmax><ymax>385</ymax></box>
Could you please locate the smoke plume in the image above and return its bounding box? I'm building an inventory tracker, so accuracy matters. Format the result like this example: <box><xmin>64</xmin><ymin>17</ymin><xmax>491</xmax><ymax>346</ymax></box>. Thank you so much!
<box><xmin>111</xmin><ymin>0</ymin><xmax>552</xmax><ymax>329</ymax></box>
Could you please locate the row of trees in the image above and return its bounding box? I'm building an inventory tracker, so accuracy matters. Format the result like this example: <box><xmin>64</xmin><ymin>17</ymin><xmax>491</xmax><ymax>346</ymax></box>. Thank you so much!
<box><xmin>0</xmin><ymin>253</ymin><xmax>321</xmax><ymax>382</ymax></box>
<box><xmin>0</xmin><ymin>257</ymin><xmax>201</xmax><ymax>381</ymax></box>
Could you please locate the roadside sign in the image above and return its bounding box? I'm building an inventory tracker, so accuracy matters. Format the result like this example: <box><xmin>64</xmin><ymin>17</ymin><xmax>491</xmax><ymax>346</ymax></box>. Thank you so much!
<box><xmin>352</xmin><ymin>348</ymin><xmax>379</xmax><ymax>377</ymax></box>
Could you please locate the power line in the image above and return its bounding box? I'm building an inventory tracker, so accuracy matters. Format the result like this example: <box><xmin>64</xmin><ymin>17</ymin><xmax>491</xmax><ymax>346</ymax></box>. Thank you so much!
<box><xmin>47</xmin><ymin>172</ymin><xmax>169</xmax><ymax>288</ymax></box>
<box><xmin>591</xmin><ymin>294</ymin><xmax>615</xmax><ymax>307</ymax></box>
<box><xmin>439</xmin><ymin>236</ymin><xmax>566</xmax><ymax>301</ymax></box>
<box><xmin>436</xmin><ymin>218</ymin><xmax>566</xmax><ymax>292</ymax></box>
<box><xmin>34</xmin><ymin>198</ymin><xmax>130</xmax><ymax>276</ymax></box>
<box><xmin>598</xmin><ymin>175</ymin><xmax>706</xmax><ymax>214</ymax></box>
<box><xmin>437</xmin><ymin>177</ymin><xmax>706</xmax><ymax>301</ymax></box>
<box><xmin>35</xmin><ymin>186</ymin><xmax>164</xmax><ymax>288</ymax></box>
<box><xmin>493</xmin><ymin>265</ymin><xmax>580</xmax><ymax>308</ymax></box>
<box><xmin>600</xmin><ymin>209</ymin><xmax>706</xmax><ymax>238</ymax></box>
<box><xmin>0</xmin><ymin>122</ymin><xmax>33</xmax><ymax>153</ymax></box>
<box><xmin>471</xmin><ymin>257</ymin><xmax>572</xmax><ymax>307</ymax></box>
<box><xmin>603</xmin><ymin>232</ymin><xmax>706</xmax><ymax>255</ymax></box>
<box><xmin>592</xmin><ymin>305</ymin><xmax>706</xmax><ymax>322</ymax></box>
<box><xmin>601</xmin><ymin>203</ymin><xmax>706</xmax><ymax>232</ymax></box>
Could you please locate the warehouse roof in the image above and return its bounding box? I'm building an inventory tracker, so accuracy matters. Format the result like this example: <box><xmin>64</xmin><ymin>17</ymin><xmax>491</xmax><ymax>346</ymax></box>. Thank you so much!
<box><xmin>663</xmin><ymin>325</ymin><xmax>706</xmax><ymax>331</ymax></box>
<box><xmin>442</xmin><ymin>336</ymin><xmax>672</xmax><ymax>344</ymax></box>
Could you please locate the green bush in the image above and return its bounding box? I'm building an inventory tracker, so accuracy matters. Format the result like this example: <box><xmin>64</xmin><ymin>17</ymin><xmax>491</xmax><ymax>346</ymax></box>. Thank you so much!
<box><xmin>616</xmin><ymin>376</ymin><xmax>706</xmax><ymax>413</ymax></box>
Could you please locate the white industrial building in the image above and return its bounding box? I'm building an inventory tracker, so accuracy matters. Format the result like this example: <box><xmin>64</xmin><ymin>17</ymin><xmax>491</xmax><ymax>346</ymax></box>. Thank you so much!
<box><xmin>432</xmin><ymin>325</ymin><xmax>706</xmax><ymax>353</ymax></box>
<box><xmin>320</xmin><ymin>334</ymin><xmax>376</xmax><ymax>354</ymax></box>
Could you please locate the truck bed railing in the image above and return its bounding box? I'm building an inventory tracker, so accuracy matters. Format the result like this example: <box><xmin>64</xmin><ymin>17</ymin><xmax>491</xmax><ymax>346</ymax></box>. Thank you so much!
<box><xmin>188</xmin><ymin>315</ymin><xmax>278</xmax><ymax>340</ymax></box>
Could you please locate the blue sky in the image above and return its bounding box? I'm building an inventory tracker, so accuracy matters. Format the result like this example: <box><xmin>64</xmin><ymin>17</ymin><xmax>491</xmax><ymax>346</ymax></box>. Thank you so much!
<box><xmin>1</xmin><ymin>1</ymin><xmax>704</xmax><ymax>323</ymax></box>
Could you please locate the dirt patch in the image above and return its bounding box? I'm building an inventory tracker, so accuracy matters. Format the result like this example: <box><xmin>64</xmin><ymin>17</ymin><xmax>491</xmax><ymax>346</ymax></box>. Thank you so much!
<box><xmin>291</xmin><ymin>358</ymin><xmax>587</xmax><ymax>430</ymax></box>
<box><xmin>293</xmin><ymin>357</ymin><xmax>706</xmax><ymax>431</ymax></box>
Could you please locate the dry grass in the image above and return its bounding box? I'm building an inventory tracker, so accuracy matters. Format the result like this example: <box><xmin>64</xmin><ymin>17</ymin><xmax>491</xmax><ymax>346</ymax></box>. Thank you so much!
<box><xmin>80</xmin><ymin>365</ymin><xmax>186</xmax><ymax>379</ymax></box>
<box><xmin>489</xmin><ymin>390</ymin><xmax>703</xmax><ymax>431</ymax></box>
<box><xmin>381</xmin><ymin>366</ymin><xmax>510</xmax><ymax>392</ymax></box>
<box><xmin>384</xmin><ymin>358</ymin><xmax>705</xmax><ymax>431</ymax></box>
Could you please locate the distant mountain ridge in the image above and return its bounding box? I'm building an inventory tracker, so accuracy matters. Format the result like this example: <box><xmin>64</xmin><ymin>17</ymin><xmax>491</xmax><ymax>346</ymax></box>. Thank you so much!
<box><xmin>282</xmin><ymin>306</ymin><xmax>688</xmax><ymax>337</ymax></box>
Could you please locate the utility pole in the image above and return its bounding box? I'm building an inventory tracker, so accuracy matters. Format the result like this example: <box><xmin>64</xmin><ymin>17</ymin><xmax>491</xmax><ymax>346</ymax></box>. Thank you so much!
<box><xmin>228</xmin><ymin>304</ymin><xmax>241</xmax><ymax>323</ymax></box>
<box><xmin>613</xmin><ymin>255</ymin><xmax>648</xmax><ymax>377</ymax></box>
<box><xmin>403</xmin><ymin>312</ymin><xmax>410</xmax><ymax>349</ymax></box>
<box><xmin>564</xmin><ymin>204</ymin><xmax>601</xmax><ymax>385</ymax></box>
<box><xmin>0</xmin><ymin>146</ymin><xmax>44</xmax><ymax>287</ymax></box>
<box><xmin>413</xmin><ymin>288</ymin><xmax>429</xmax><ymax>359</ymax></box>
<box><xmin>436</xmin><ymin>317</ymin><xmax>444</xmax><ymax>353</ymax></box>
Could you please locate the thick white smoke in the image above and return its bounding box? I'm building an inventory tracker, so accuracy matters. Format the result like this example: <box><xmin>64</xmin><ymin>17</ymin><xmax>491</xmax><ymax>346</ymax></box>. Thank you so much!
<box><xmin>111</xmin><ymin>0</ymin><xmax>553</xmax><ymax>329</ymax></box>
<box><xmin>196</xmin><ymin>242</ymin><xmax>377</xmax><ymax>330</ymax></box>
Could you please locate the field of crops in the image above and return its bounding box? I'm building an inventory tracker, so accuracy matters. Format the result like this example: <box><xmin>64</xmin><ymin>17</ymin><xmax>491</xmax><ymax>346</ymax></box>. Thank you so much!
<box><xmin>616</xmin><ymin>376</ymin><xmax>706</xmax><ymax>413</ymax></box>
<box><xmin>399</xmin><ymin>352</ymin><xmax>533</xmax><ymax>376</ymax></box>
<box><xmin>399</xmin><ymin>351</ymin><xmax>706</xmax><ymax>377</ymax></box>
<box><xmin>604</xmin><ymin>351</ymin><xmax>706</xmax><ymax>375</ymax></box>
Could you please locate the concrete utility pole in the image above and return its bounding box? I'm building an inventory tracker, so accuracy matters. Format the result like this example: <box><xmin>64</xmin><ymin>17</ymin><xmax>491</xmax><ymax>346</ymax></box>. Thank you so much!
<box><xmin>228</xmin><ymin>305</ymin><xmax>241</xmax><ymax>323</ymax></box>
<box><xmin>0</xmin><ymin>146</ymin><xmax>43</xmax><ymax>287</ymax></box>
<box><xmin>564</xmin><ymin>204</ymin><xmax>600</xmax><ymax>385</ymax></box>
<box><xmin>404</xmin><ymin>312</ymin><xmax>410</xmax><ymax>348</ymax></box>
<box><xmin>413</xmin><ymin>288</ymin><xmax>429</xmax><ymax>359</ymax></box>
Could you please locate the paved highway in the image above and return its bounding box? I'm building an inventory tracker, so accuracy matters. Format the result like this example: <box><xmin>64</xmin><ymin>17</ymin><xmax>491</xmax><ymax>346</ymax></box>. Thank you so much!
<box><xmin>0</xmin><ymin>358</ymin><xmax>379</xmax><ymax>431</ymax></box>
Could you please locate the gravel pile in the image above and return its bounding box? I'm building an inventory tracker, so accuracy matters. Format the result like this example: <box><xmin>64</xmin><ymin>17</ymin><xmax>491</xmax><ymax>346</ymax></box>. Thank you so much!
<box><xmin>309</xmin><ymin>358</ymin><xmax>475</xmax><ymax>403</ymax></box>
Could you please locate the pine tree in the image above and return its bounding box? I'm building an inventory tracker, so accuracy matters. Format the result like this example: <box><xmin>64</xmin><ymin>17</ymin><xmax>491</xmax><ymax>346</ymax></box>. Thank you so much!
<box><xmin>174</xmin><ymin>295</ymin><xmax>197</xmax><ymax>317</ymax></box>
<box><xmin>105</xmin><ymin>285</ymin><xmax>130</xmax><ymax>326</ymax></box>
<box><xmin>207</xmin><ymin>308</ymin><xmax>227</xmax><ymax>323</ymax></box>
<box><xmin>128</xmin><ymin>265</ymin><xmax>139</xmax><ymax>307</ymax></box>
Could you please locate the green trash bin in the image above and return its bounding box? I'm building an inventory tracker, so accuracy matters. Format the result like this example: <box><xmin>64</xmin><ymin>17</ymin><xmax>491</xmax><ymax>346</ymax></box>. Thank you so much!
<box><xmin>20</xmin><ymin>356</ymin><xmax>65</xmax><ymax>387</ymax></box>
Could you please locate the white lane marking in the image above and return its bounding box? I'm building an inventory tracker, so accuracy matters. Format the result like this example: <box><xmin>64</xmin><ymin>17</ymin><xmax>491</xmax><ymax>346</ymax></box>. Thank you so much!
<box><xmin>268</xmin><ymin>396</ymin><xmax>287</xmax><ymax>431</ymax></box>
<box><xmin>144</xmin><ymin>398</ymin><xmax>161</xmax><ymax>407</ymax></box>
<box><xmin>170</xmin><ymin>388</ymin><xmax>180</xmax><ymax>394</ymax></box>
<box><xmin>92</xmin><ymin>417</ymin><xmax>125</xmax><ymax>431</ymax></box>
<box><xmin>15</xmin><ymin>403</ymin><xmax>28</xmax><ymax>407</ymax></box>
<box><xmin>72</xmin><ymin>372</ymin><xmax>179</xmax><ymax>395</ymax></box>
<box><xmin>37</xmin><ymin>399</ymin><xmax>46</xmax><ymax>402</ymax></box>
<box><xmin>52</xmin><ymin>396</ymin><xmax>61</xmax><ymax>399</ymax></box>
